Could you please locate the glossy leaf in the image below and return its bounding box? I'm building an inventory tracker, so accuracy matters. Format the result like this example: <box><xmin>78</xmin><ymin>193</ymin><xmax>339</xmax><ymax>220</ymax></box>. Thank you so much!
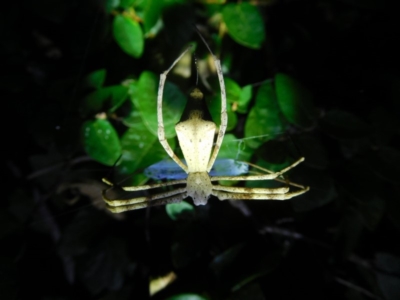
<box><xmin>81</xmin><ymin>119</ymin><xmax>121</xmax><ymax>166</ymax></box>
<box><xmin>83</xmin><ymin>85</ymin><xmax>129</xmax><ymax>113</ymax></box>
<box><xmin>244</xmin><ymin>81</ymin><xmax>287</xmax><ymax>149</ymax></box>
<box><xmin>132</xmin><ymin>71</ymin><xmax>186</xmax><ymax>138</ymax></box>
<box><xmin>166</xmin><ymin>201</ymin><xmax>195</xmax><ymax>221</ymax></box>
<box><xmin>84</xmin><ymin>69</ymin><xmax>106</xmax><ymax>89</ymax></box>
<box><xmin>113</xmin><ymin>14</ymin><xmax>144</xmax><ymax>58</ymax></box>
<box><xmin>118</xmin><ymin>109</ymin><xmax>176</xmax><ymax>174</ymax></box>
<box><xmin>222</xmin><ymin>3</ymin><xmax>265</xmax><ymax>49</ymax></box>
<box><xmin>275</xmin><ymin>73</ymin><xmax>315</xmax><ymax>128</ymax></box>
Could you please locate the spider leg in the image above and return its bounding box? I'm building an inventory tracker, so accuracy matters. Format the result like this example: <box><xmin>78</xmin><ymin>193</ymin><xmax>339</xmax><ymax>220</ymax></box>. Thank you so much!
<box><xmin>157</xmin><ymin>45</ymin><xmax>193</xmax><ymax>173</ymax></box>
<box><xmin>239</xmin><ymin>161</ymin><xmax>305</xmax><ymax>189</ymax></box>
<box><xmin>212</xmin><ymin>185</ymin><xmax>290</xmax><ymax>194</ymax></box>
<box><xmin>102</xmin><ymin>178</ymin><xmax>186</xmax><ymax>191</ymax></box>
<box><xmin>104</xmin><ymin>187</ymin><xmax>186</xmax><ymax>207</ymax></box>
<box><xmin>103</xmin><ymin>189</ymin><xmax>188</xmax><ymax>213</ymax></box>
<box><xmin>194</xmin><ymin>27</ymin><xmax>227</xmax><ymax>173</ymax></box>
<box><xmin>211</xmin><ymin>157</ymin><xmax>305</xmax><ymax>181</ymax></box>
<box><xmin>213</xmin><ymin>186</ymin><xmax>309</xmax><ymax>201</ymax></box>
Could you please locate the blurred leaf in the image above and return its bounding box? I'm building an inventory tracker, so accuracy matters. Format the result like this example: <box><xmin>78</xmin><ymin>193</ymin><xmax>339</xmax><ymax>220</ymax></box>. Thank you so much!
<box><xmin>210</xmin><ymin>242</ymin><xmax>282</xmax><ymax>292</ymax></box>
<box><xmin>358</xmin><ymin>196</ymin><xmax>385</xmax><ymax>231</ymax></box>
<box><xmin>370</xmin><ymin>147</ymin><xmax>400</xmax><ymax>185</ymax></box>
<box><xmin>375</xmin><ymin>253</ymin><xmax>400</xmax><ymax>300</ymax></box>
<box><xmin>210</xmin><ymin>243</ymin><xmax>245</xmax><ymax>278</ymax></box>
<box><xmin>255</xmin><ymin>140</ymin><xmax>291</xmax><ymax>166</ymax></box>
<box><xmin>226</xmin><ymin>282</ymin><xmax>265</xmax><ymax>300</ymax></box>
<box><xmin>113</xmin><ymin>15</ymin><xmax>144</xmax><ymax>58</ymax></box>
<box><xmin>132</xmin><ymin>71</ymin><xmax>186</xmax><ymax>138</ymax></box>
<box><xmin>106</xmin><ymin>0</ymin><xmax>120</xmax><ymax>13</ymax></box>
<box><xmin>376</xmin><ymin>253</ymin><xmax>400</xmax><ymax>275</ymax></box>
<box><xmin>275</xmin><ymin>73</ymin><xmax>315</xmax><ymax>128</ymax></box>
<box><xmin>59</xmin><ymin>209</ymin><xmax>108</xmax><ymax>256</ymax></box>
<box><xmin>171</xmin><ymin>223</ymin><xmax>207</xmax><ymax>269</ymax></box>
<box><xmin>119</xmin><ymin>0</ymin><xmax>135</xmax><ymax>9</ymax></box>
<box><xmin>320</xmin><ymin>110</ymin><xmax>369</xmax><ymax>140</ymax></box>
<box><xmin>336</xmin><ymin>209</ymin><xmax>364</xmax><ymax>257</ymax></box>
<box><xmin>84</xmin><ymin>69</ymin><xmax>106</xmax><ymax>89</ymax></box>
<box><xmin>83</xmin><ymin>85</ymin><xmax>129</xmax><ymax>113</ymax></box>
<box><xmin>119</xmin><ymin>112</ymin><xmax>176</xmax><ymax>174</ymax></box>
<box><xmin>79</xmin><ymin>237</ymin><xmax>133</xmax><ymax>295</ymax></box>
<box><xmin>245</xmin><ymin>81</ymin><xmax>287</xmax><ymax>149</ymax></box>
<box><xmin>370</xmin><ymin>107</ymin><xmax>399</xmax><ymax>146</ymax></box>
<box><xmin>238</xmin><ymin>84</ymin><xmax>253</xmax><ymax>113</ymax></box>
<box><xmin>295</xmin><ymin>134</ymin><xmax>328</xmax><ymax>169</ymax></box>
<box><xmin>291</xmin><ymin>168</ymin><xmax>336</xmax><ymax>212</ymax></box>
<box><xmin>222</xmin><ymin>3</ymin><xmax>265</xmax><ymax>49</ymax></box>
<box><xmin>82</xmin><ymin>119</ymin><xmax>121</xmax><ymax>166</ymax></box>
<box><xmin>8</xmin><ymin>190</ymin><xmax>35</xmax><ymax>223</ymax></box>
<box><xmin>166</xmin><ymin>201</ymin><xmax>195</xmax><ymax>221</ymax></box>
<box><xmin>0</xmin><ymin>257</ymin><xmax>17</xmax><ymax>300</ymax></box>
<box><xmin>166</xmin><ymin>294</ymin><xmax>208</xmax><ymax>300</ymax></box>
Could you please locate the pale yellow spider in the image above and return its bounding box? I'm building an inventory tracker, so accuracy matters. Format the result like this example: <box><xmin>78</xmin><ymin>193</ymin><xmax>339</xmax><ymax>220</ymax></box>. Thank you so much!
<box><xmin>103</xmin><ymin>32</ymin><xmax>309</xmax><ymax>213</ymax></box>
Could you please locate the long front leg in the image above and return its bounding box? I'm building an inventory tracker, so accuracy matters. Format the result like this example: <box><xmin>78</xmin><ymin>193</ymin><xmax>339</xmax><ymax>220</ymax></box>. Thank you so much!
<box><xmin>157</xmin><ymin>46</ymin><xmax>193</xmax><ymax>173</ymax></box>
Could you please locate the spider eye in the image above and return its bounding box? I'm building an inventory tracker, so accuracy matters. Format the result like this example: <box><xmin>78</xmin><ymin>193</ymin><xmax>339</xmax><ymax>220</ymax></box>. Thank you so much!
<box><xmin>190</xmin><ymin>88</ymin><xmax>203</xmax><ymax>100</ymax></box>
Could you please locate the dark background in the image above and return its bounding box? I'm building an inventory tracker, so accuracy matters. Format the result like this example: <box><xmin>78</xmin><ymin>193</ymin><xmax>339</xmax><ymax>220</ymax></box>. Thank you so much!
<box><xmin>1</xmin><ymin>0</ymin><xmax>400</xmax><ymax>299</ymax></box>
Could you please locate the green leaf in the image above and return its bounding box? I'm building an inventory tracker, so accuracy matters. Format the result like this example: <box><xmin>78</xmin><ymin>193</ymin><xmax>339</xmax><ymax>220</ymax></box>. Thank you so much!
<box><xmin>119</xmin><ymin>0</ymin><xmax>135</xmax><ymax>9</ymax></box>
<box><xmin>84</xmin><ymin>69</ymin><xmax>106</xmax><ymax>89</ymax></box>
<box><xmin>82</xmin><ymin>119</ymin><xmax>121</xmax><ymax>166</ymax></box>
<box><xmin>238</xmin><ymin>84</ymin><xmax>253</xmax><ymax>113</ymax></box>
<box><xmin>132</xmin><ymin>71</ymin><xmax>186</xmax><ymax>138</ymax></box>
<box><xmin>217</xmin><ymin>134</ymin><xmax>253</xmax><ymax>162</ymax></box>
<box><xmin>222</xmin><ymin>3</ymin><xmax>265</xmax><ymax>49</ymax></box>
<box><xmin>105</xmin><ymin>0</ymin><xmax>120</xmax><ymax>13</ymax></box>
<box><xmin>83</xmin><ymin>85</ymin><xmax>129</xmax><ymax>113</ymax></box>
<box><xmin>113</xmin><ymin>14</ymin><xmax>144</xmax><ymax>58</ymax></box>
<box><xmin>166</xmin><ymin>294</ymin><xmax>207</xmax><ymax>300</ymax></box>
<box><xmin>142</xmin><ymin>0</ymin><xmax>163</xmax><ymax>34</ymax></box>
<box><xmin>223</xmin><ymin>78</ymin><xmax>252</xmax><ymax>113</ymax></box>
<box><xmin>275</xmin><ymin>73</ymin><xmax>315</xmax><ymax>128</ymax></box>
<box><xmin>320</xmin><ymin>110</ymin><xmax>369</xmax><ymax>139</ymax></box>
<box><xmin>166</xmin><ymin>201</ymin><xmax>195</xmax><ymax>221</ymax></box>
<box><xmin>244</xmin><ymin>81</ymin><xmax>287</xmax><ymax>149</ymax></box>
<box><xmin>118</xmin><ymin>108</ymin><xmax>176</xmax><ymax>174</ymax></box>
<box><xmin>208</xmin><ymin>94</ymin><xmax>237</xmax><ymax>131</ymax></box>
<box><xmin>225</xmin><ymin>78</ymin><xmax>242</xmax><ymax>104</ymax></box>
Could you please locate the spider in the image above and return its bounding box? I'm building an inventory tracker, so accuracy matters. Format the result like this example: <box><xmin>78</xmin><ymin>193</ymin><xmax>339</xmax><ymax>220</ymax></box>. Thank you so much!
<box><xmin>102</xmin><ymin>31</ymin><xmax>309</xmax><ymax>213</ymax></box>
